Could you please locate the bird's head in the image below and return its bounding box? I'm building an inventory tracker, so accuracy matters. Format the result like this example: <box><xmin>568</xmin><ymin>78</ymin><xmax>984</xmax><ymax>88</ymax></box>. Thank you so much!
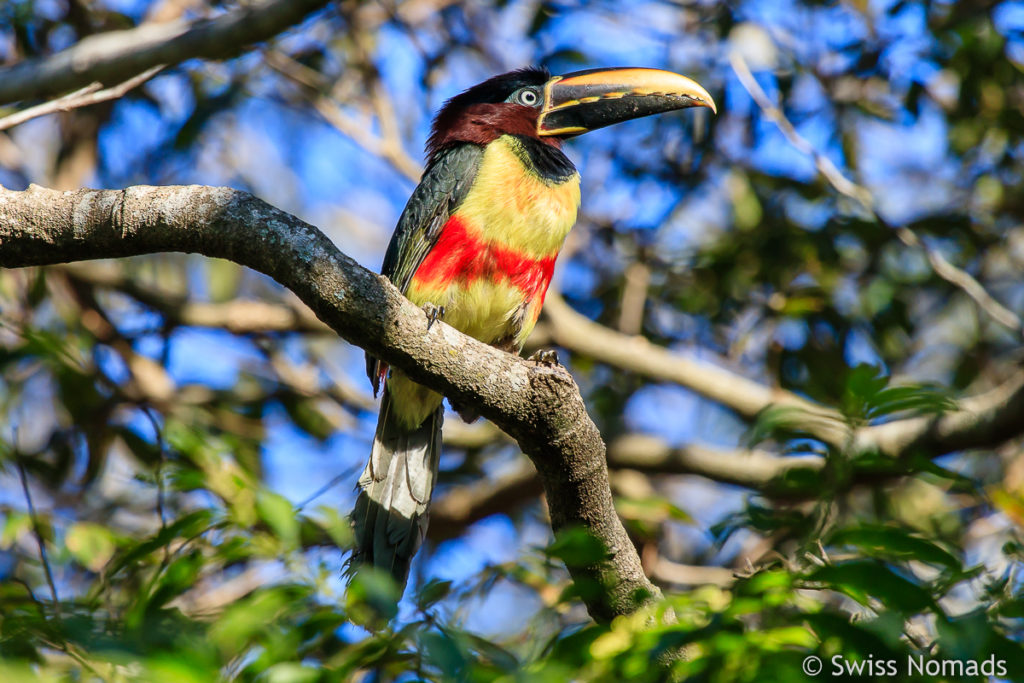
<box><xmin>426</xmin><ymin>66</ymin><xmax>716</xmax><ymax>161</ymax></box>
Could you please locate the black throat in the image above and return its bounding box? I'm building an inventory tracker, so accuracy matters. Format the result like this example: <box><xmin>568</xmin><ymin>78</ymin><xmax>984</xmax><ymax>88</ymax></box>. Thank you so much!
<box><xmin>508</xmin><ymin>135</ymin><xmax>577</xmax><ymax>183</ymax></box>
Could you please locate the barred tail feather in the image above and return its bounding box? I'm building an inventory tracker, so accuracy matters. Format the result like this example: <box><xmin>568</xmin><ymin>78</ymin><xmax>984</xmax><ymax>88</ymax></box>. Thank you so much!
<box><xmin>348</xmin><ymin>387</ymin><xmax>442</xmax><ymax>589</ymax></box>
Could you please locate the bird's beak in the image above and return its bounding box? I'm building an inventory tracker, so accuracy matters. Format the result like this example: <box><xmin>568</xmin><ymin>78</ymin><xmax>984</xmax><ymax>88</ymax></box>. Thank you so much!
<box><xmin>537</xmin><ymin>67</ymin><xmax>716</xmax><ymax>138</ymax></box>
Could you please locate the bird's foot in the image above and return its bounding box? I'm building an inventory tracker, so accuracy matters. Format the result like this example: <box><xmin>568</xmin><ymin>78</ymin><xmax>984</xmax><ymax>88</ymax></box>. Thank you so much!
<box><xmin>528</xmin><ymin>348</ymin><xmax>560</xmax><ymax>366</ymax></box>
<box><xmin>422</xmin><ymin>303</ymin><xmax>446</xmax><ymax>330</ymax></box>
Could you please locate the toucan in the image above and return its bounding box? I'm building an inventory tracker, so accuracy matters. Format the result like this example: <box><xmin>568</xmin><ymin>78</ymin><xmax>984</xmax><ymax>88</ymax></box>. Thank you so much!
<box><xmin>351</xmin><ymin>66</ymin><xmax>716</xmax><ymax>589</ymax></box>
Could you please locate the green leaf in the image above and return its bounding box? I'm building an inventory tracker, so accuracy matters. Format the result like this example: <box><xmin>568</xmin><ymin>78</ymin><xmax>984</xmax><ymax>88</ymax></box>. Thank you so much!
<box><xmin>0</xmin><ymin>662</ymin><xmax>63</xmax><ymax>683</ymax></box>
<box><xmin>142</xmin><ymin>658</ymin><xmax>218</xmax><ymax>683</ymax></box>
<box><xmin>545</xmin><ymin>527</ymin><xmax>609</xmax><ymax>568</ymax></box>
<box><xmin>309</xmin><ymin>505</ymin><xmax>353</xmax><ymax>549</ymax></box>
<box><xmin>829</xmin><ymin>525</ymin><xmax>962</xmax><ymax>571</ymax></box>
<box><xmin>747</xmin><ymin>404</ymin><xmax>834</xmax><ymax>446</ymax></box>
<box><xmin>866</xmin><ymin>385</ymin><xmax>957</xmax><ymax>419</ymax></box>
<box><xmin>616</xmin><ymin>496</ymin><xmax>693</xmax><ymax>526</ymax></box>
<box><xmin>345</xmin><ymin>567</ymin><xmax>401</xmax><ymax>624</ymax></box>
<box><xmin>416</xmin><ymin>578</ymin><xmax>453</xmax><ymax>610</ymax></box>
<box><xmin>806</xmin><ymin>560</ymin><xmax>937</xmax><ymax>614</ymax></box>
<box><xmin>1</xmin><ymin>512</ymin><xmax>31</xmax><ymax>550</ymax></box>
<box><xmin>465</xmin><ymin>632</ymin><xmax>520</xmax><ymax>672</ymax></box>
<box><xmin>280</xmin><ymin>396</ymin><xmax>334</xmax><ymax>441</ymax></box>
<box><xmin>996</xmin><ymin>599</ymin><xmax>1024</xmax><ymax>618</ymax></box>
<box><xmin>207</xmin><ymin>258</ymin><xmax>242</xmax><ymax>302</ymax></box>
<box><xmin>420</xmin><ymin>629</ymin><xmax>467</xmax><ymax>677</ymax></box>
<box><xmin>107</xmin><ymin>509</ymin><xmax>214</xmax><ymax>576</ymax></box>
<box><xmin>146</xmin><ymin>550</ymin><xmax>205</xmax><ymax>609</ymax></box>
<box><xmin>114</xmin><ymin>425</ymin><xmax>161</xmax><ymax>465</ymax></box>
<box><xmin>257</xmin><ymin>491</ymin><xmax>299</xmax><ymax>549</ymax></box>
<box><xmin>264</xmin><ymin>663</ymin><xmax>320</xmax><ymax>683</ymax></box>
<box><xmin>65</xmin><ymin>522</ymin><xmax>117</xmax><ymax>572</ymax></box>
<box><xmin>842</xmin><ymin>363</ymin><xmax>890</xmax><ymax>419</ymax></box>
<box><xmin>838</xmin><ymin>364</ymin><xmax>957</xmax><ymax>421</ymax></box>
<box><xmin>748</xmin><ymin>625</ymin><xmax>818</xmax><ymax>651</ymax></box>
<box><xmin>26</xmin><ymin>269</ymin><xmax>48</xmax><ymax>308</ymax></box>
<box><xmin>741</xmin><ymin>569</ymin><xmax>793</xmax><ymax>594</ymax></box>
<box><xmin>210</xmin><ymin>588</ymin><xmax>290</xmax><ymax>653</ymax></box>
<box><xmin>935</xmin><ymin>609</ymin><xmax>993</xmax><ymax>661</ymax></box>
<box><xmin>803</xmin><ymin>612</ymin><xmax>902</xmax><ymax>659</ymax></box>
<box><xmin>590</xmin><ymin>627</ymin><xmax>633</xmax><ymax>659</ymax></box>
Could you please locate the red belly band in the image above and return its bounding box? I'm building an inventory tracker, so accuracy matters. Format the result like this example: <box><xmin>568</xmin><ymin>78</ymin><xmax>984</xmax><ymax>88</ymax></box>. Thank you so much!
<box><xmin>411</xmin><ymin>215</ymin><xmax>557</xmax><ymax>304</ymax></box>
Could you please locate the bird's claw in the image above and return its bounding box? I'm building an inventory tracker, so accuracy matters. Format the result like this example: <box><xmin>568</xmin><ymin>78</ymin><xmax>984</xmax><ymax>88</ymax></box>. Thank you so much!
<box><xmin>528</xmin><ymin>348</ymin><xmax>560</xmax><ymax>366</ymax></box>
<box><xmin>423</xmin><ymin>303</ymin><xmax>446</xmax><ymax>330</ymax></box>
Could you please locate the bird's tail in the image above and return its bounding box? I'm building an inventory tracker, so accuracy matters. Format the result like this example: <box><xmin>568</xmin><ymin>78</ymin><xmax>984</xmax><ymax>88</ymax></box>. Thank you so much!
<box><xmin>348</xmin><ymin>386</ymin><xmax>442</xmax><ymax>590</ymax></box>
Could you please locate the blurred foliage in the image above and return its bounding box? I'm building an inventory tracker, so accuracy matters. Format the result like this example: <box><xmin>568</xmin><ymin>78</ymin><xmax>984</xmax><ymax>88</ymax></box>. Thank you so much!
<box><xmin>3</xmin><ymin>0</ymin><xmax>1024</xmax><ymax>680</ymax></box>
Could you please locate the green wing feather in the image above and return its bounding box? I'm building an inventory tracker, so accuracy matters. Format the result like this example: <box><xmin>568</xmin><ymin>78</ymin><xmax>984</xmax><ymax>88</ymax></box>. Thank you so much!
<box><xmin>366</xmin><ymin>144</ymin><xmax>483</xmax><ymax>394</ymax></box>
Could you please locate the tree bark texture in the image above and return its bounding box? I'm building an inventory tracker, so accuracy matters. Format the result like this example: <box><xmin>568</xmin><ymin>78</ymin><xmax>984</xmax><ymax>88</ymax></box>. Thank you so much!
<box><xmin>0</xmin><ymin>183</ymin><xmax>657</xmax><ymax>622</ymax></box>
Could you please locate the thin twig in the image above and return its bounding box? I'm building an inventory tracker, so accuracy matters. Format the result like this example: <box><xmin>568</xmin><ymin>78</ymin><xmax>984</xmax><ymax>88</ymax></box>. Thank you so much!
<box><xmin>264</xmin><ymin>50</ymin><xmax>424</xmax><ymax>182</ymax></box>
<box><xmin>0</xmin><ymin>0</ymin><xmax>329</xmax><ymax>105</ymax></box>
<box><xmin>16</xmin><ymin>458</ymin><xmax>61</xmax><ymax>619</ymax></box>
<box><xmin>730</xmin><ymin>51</ymin><xmax>1023</xmax><ymax>336</ymax></box>
<box><xmin>296</xmin><ymin>465</ymin><xmax>362</xmax><ymax>510</ymax></box>
<box><xmin>141</xmin><ymin>405</ymin><xmax>171</xmax><ymax>569</ymax></box>
<box><xmin>0</xmin><ymin>65</ymin><xmax>165</xmax><ymax>132</ymax></box>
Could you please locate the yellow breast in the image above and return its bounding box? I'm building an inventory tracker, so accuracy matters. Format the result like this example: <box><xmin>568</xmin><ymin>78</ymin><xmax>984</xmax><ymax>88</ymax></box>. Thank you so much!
<box><xmin>456</xmin><ymin>136</ymin><xmax>581</xmax><ymax>258</ymax></box>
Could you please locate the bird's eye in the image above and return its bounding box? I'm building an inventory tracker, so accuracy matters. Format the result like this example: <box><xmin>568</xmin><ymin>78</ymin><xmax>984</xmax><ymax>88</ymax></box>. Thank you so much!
<box><xmin>516</xmin><ymin>88</ymin><xmax>539</xmax><ymax>106</ymax></box>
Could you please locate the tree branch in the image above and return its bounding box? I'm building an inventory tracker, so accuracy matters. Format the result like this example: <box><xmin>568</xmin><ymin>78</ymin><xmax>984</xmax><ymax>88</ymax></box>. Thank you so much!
<box><xmin>60</xmin><ymin>261</ymin><xmax>333</xmax><ymax>335</ymax></box>
<box><xmin>730</xmin><ymin>51</ymin><xmax>1023</xmax><ymax>337</ymax></box>
<box><xmin>0</xmin><ymin>66</ymin><xmax>165</xmax><ymax>132</ymax></box>
<box><xmin>607</xmin><ymin>435</ymin><xmax>825</xmax><ymax>496</ymax></box>
<box><xmin>431</xmin><ymin>367</ymin><xmax>1024</xmax><ymax>507</ymax></box>
<box><xmin>857</xmin><ymin>370</ymin><xmax>1024</xmax><ymax>458</ymax></box>
<box><xmin>264</xmin><ymin>50</ymin><xmax>425</xmax><ymax>183</ymax></box>
<box><xmin>648</xmin><ymin>557</ymin><xmax>736</xmax><ymax>588</ymax></box>
<box><xmin>428</xmin><ymin>464</ymin><xmax>543</xmax><ymax>541</ymax></box>
<box><xmin>608</xmin><ymin>367</ymin><xmax>1024</xmax><ymax>497</ymax></box>
<box><xmin>0</xmin><ymin>0</ymin><xmax>331</xmax><ymax>106</ymax></box>
<box><xmin>542</xmin><ymin>294</ymin><xmax>849</xmax><ymax>446</ymax></box>
<box><xmin>0</xmin><ymin>183</ymin><xmax>656</xmax><ymax>622</ymax></box>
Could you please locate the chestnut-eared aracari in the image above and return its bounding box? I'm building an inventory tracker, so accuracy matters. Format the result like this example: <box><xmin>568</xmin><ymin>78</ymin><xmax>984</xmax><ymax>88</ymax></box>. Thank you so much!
<box><xmin>351</xmin><ymin>66</ymin><xmax>715</xmax><ymax>589</ymax></box>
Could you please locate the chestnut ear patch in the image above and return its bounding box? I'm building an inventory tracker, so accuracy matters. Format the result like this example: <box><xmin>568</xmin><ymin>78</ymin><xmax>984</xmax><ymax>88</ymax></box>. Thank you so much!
<box><xmin>427</xmin><ymin>67</ymin><xmax>551</xmax><ymax>157</ymax></box>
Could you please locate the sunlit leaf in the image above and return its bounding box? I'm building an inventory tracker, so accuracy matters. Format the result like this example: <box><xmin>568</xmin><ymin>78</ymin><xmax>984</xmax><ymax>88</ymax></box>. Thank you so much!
<box><xmin>416</xmin><ymin>578</ymin><xmax>453</xmax><ymax>610</ymax></box>
<box><xmin>829</xmin><ymin>525</ymin><xmax>962</xmax><ymax>571</ymax></box>
<box><xmin>545</xmin><ymin>527</ymin><xmax>609</xmax><ymax>567</ymax></box>
<box><xmin>65</xmin><ymin>522</ymin><xmax>117</xmax><ymax>572</ymax></box>
<box><xmin>806</xmin><ymin>560</ymin><xmax>937</xmax><ymax>614</ymax></box>
<box><xmin>257</xmin><ymin>490</ymin><xmax>300</xmax><ymax>549</ymax></box>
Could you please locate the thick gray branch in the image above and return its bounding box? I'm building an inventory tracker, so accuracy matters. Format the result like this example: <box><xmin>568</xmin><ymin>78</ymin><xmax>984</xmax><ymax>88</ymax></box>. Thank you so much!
<box><xmin>0</xmin><ymin>183</ymin><xmax>655</xmax><ymax>622</ymax></box>
<box><xmin>0</xmin><ymin>0</ymin><xmax>330</xmax><ymax>106</ymax></box>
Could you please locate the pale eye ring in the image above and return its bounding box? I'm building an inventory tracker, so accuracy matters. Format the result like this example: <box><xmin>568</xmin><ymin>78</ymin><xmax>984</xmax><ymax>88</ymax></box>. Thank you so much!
<box><xmin>517</xmin><ymin>88</ymin><xmax>539</xmax><ymax>106</ymax></box>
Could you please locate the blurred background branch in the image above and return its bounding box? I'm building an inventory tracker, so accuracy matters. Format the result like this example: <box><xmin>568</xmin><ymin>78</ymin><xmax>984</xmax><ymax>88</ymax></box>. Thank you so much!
<box><xmin>0</xmin><ymin>0</ymin><xmax>331</xmax><ymax>105</ymax></box>
<box><xmin>731</xmin><ymin>50</ymin><xmax>1024</xmax><ymax>337</ymax></box>
<box><xmin>0</xmin><ymin>65</ymin><xmax>165</xmax><ymax>132</ymax></box>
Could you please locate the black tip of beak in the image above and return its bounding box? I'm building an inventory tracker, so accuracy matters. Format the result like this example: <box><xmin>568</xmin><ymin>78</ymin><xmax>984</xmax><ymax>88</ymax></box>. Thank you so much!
<box><xmin>538</xmin><ymin>67</ymin><xmax>716</xmax><ymax>137</ymax></box>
